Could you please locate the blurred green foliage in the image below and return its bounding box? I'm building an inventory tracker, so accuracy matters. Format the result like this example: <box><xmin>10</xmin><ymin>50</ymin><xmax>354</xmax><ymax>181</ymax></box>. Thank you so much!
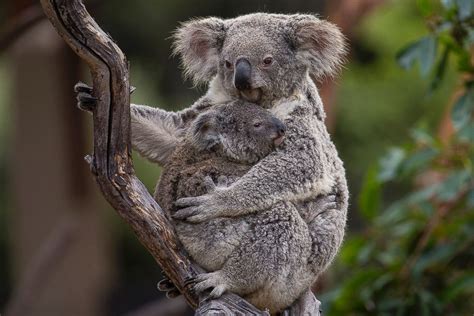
<box><xmin>327</xmin><ymin>1</ymin><xmax>474</xmax><ymax>314</ymax></box>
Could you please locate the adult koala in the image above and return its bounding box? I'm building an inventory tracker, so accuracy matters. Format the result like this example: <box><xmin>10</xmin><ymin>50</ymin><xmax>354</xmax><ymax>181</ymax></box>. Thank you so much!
<box><xmin>79</xmin><ymin>12</ymin><xmax>348</xmax><ymax>308</ymax></box>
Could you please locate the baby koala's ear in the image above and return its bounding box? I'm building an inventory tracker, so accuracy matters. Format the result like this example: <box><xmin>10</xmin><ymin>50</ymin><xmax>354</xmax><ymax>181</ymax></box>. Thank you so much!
<box><xmin>287</xmin><ymin>14</ymin><xmax>347</xmax><ymax>79</ymax></box>
<box><xmin>190</xmin><ymin>112</ymin><xmax>220</xmax><ymax>150</ymax></box>
<box><xmin>172</xmin><ymin>17</ymin><xmax>226</xmax><ymax>85</ymax></box>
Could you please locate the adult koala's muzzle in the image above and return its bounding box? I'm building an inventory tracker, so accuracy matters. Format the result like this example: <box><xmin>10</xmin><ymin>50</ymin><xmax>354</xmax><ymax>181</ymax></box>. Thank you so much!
<box><xmin>234</xmin><ymin>58</ymin><xmax>252</xmax><ymax>91</ymax></box>
<box><xmin>234</xmin><ymin>58</ymin><xmax>263</xmax><ymax>103</ymax></box>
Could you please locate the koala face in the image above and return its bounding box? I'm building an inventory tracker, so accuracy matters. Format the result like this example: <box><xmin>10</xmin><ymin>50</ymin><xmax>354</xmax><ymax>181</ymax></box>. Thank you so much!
<box><xmin>189</xmin><ymin>101</ymin><xmax>286</xmax><ymax>163</ymax></box>
<box><xmin>173</xmin><ymin>13</ymin><xmax>346</xmax><ymax>105</ymax></box>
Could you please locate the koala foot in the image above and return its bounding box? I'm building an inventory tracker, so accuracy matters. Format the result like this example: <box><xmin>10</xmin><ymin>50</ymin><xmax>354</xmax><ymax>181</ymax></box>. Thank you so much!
<box><xmin>193</xmin><ymin>271</ymin><xmax>228</xmax><ymax>299</ymax></box>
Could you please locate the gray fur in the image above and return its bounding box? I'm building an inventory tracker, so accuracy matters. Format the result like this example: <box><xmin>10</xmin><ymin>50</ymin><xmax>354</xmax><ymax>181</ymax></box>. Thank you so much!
<box><xmin>155</xmin><ymin>102</ymin><xmax>313</xmax><ymax>313</ymax></box>
<box><xmin>128</xmin><ymin>12</ymin><xmax>349</xmax><ymax>312</ymax></box>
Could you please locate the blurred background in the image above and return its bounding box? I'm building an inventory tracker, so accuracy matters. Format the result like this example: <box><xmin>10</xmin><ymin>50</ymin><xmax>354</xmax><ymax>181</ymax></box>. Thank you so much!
<box><xmin>0</xmin><ymin>0</ymin><xmax>472</xmax><ymax>315</ymax></box>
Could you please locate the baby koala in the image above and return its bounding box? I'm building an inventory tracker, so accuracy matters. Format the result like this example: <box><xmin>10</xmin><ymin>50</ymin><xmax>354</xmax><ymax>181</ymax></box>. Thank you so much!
<box><xmin>155</xmin><ymin>101</ymin><xmax>316</xmax><ymax>313</ymax></box>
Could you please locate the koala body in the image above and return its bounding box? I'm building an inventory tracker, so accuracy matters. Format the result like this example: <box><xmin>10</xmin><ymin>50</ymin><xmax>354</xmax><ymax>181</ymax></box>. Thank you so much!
<box><xmin>113</xmin><ymin>12</ymin><xmax>349</xmax><ymax>312</ymax></box>
<box><xmin>154</xmin><ymin>102</ymin><xmax>316</xmax><ymax>313</ymax></box>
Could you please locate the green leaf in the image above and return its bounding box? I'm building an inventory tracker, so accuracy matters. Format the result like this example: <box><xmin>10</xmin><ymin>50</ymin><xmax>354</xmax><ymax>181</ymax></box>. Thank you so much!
<box><xmin>457</xmin><ymin>122</ymin><xmax>474</xmax><ymax>142</ymax></box>
<box><xmin>441</xmin><ymin>0</ymin><xmax>455</xmax><ymax>8</ymax></box>
<box><xmin>442</xmin><ymin>273</ymin><xmax>474</xmax><ymax>303</ymax></box>
<box><xmin>411</xmin><ymin>128</ymin><xmax>435</xmax><ymax>145</ymax></box>
<box><xmin>417</xmin><ymin>0</ymin><xmax>433</xmax><ymax>16</ymax></box>
<box><xmin>451</xmin><ymin>90</ymin><xmax>474</xmax><ymax>130</ymax></box>
<box><xmin>413</xmin><ymin>244</ymin><xmax>457</xmax><ymax>278</ymax></box>
<box><xmin>400</xmin><ymin>148</ymin><xmax>439</xmax><ymax>175</ymax></box>
<box><xmin>456</xmin><ymin>0</ymin><xmax>474</xmax><ymax>20</ymax></box>
<box><xmin>430</xmin><ymin>46</ymin><xmax>450</xmax><ymax>91</ymax></box>
<box><xmin>359</xmin><ymin>166</ymin><xmax>382</xmax><ymax>220</ymax></box>
<box><xmin>397</xmin><ymin>36</ymin><xmax>437</xmax><ymax>77</ymax></box>
<box><xmin>467</xmin><ymin>187</ymin><xmax>474</xmax><ymax>207</ymax></box>
<box><xmin>437</xmin><ymin>170</ymin><xmax>471</xmax><ymax>201</ymax></box>
<box><xmin>406</xmin><ymin>184</ymin><xmax>440</xmax><ymax>204</ymax></box>
<box><xmin>378</xmin><ymin>148</ymin><xmax>406</xmax><ymax>181</ymax></box>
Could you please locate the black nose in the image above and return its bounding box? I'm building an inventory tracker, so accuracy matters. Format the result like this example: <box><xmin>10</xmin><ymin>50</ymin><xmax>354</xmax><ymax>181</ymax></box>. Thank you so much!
<box><xmin>273</xmin><ymin>118</ymin><xmax>286</xmax><ymax>136</ymax></box>
<box><xmin>234</xmin><ymin>58</ymin><xmax>252</xmax><ymax>91</ymax></box>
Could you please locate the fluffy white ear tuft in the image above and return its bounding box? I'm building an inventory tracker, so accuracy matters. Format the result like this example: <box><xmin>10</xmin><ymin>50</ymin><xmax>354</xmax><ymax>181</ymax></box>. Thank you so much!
<box><xmin>288</xmin><ymin>15</ymin><xmax>347</xmax><ymax>79</ymax></box>
<box><xmin>172</xmin><ymin>17</ymin><xmax>226</xmax><ymax>85</ymax></box>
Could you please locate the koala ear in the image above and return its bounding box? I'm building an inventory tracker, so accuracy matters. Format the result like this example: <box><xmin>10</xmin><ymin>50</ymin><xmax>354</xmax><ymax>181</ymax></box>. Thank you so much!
<box><xmin>288</xmin><ymin>15</ymin><xmax>347</xmax><ymax>79</ymax></box>
<box><xmin>172</xmin><ymin>17</ymin><xmax>226</xmax><ymax>85</ymax></box>
<box><xmin>190</xmin><ymin>112</ymin><xmax>220</xmax><ymax>150</ymax></box>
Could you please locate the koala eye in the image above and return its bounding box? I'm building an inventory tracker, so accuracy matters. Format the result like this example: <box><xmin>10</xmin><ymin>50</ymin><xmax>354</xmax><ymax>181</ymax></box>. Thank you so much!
<box><xmin>263</xmin><ymin>56</ymin><xmax>273</xmax><ymax>66</ymax></box>
<box><xmin>224</xmin><ymin>60</ymin><xmax>233</xmax><ymax>69</ymax></box>
<box><xmin>253</xmin><ymin>121</ymin><xmax>263</xmax><ymax>128</ymax></box>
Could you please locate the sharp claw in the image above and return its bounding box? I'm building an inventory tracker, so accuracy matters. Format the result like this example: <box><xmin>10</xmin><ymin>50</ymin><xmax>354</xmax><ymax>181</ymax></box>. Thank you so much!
<box><xmin>130</xmin><ymin>86</ymin><xmax>137</xmax><ymax>94</ymax></box>
<box><xmin>157</xmin><ymin>278</ymin><xmax>176</xmax><ymax>291</ymax></box>
<box><xmin>184</xmin><ymin>276</ymin><xmax>197</xmax><ymax>287</ymax></box>
<box><xmin>172</xmin><ymin>207</ymin><xmax>198</xmax><ymax>220</ymax></box>
<box><xmin>166</xmin><ymin>289</ymin><xmax>181</xmax><ymax>299</ymax></box>
<box><xmin>77</xmin><ymin>92</ymin><xmax>97</xmax><ymax>103</ymax></box>
<box><xmin>175</xmin><ymin>197</ymin><xmax>198</xmax><ymax>208</ymax></box>
<box><xmin>203</xmin><ymin>176</ymin><xmax>216</xmax><ymax>191</ymax></box>
<box><xmin>74</xmin><ymin>81</ymin><xmax>92</xmax><ymax>93</ymax></box>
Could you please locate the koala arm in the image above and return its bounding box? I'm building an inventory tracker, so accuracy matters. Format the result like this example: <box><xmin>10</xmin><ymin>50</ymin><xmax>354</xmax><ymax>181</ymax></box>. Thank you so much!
<box><xmin>130</xmin><ymin>104</ymin><xmax>185</xmax><ymax>165</ymax></box>
<box><xmin>130</xmin><ymin>97</ymin><xmax>212</xmax><ymax>165</ymax></box>
<box><xmin>174</xmin><ymin>110</ymin><xmax>334</xmax><ymax>222</ymax></box>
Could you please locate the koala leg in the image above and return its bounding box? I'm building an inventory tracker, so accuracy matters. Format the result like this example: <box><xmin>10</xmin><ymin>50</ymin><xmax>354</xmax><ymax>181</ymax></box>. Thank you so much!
<box><xmin>306</xmin><ymin>203</ymin><xmax>347</xmax><ymax>277</ymax></box>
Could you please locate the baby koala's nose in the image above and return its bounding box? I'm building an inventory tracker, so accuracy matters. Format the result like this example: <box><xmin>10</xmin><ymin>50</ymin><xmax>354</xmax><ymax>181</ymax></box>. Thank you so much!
<box><xmin>274</xmin><ymin>119</ymin><xmax>286</xmax><ymax>136</ymax></box>
<box><xmin>272</xmin><ymin>118</ymin><xmax>286</xmax><ymax>146</ymax></box>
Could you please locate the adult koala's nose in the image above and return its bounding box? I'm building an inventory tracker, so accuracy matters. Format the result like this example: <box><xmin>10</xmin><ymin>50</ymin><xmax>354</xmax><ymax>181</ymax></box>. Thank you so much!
<box><xmin>234</xmin><ymin>57</ymin><xmax>252</xmax><ymax>91</ymax></box>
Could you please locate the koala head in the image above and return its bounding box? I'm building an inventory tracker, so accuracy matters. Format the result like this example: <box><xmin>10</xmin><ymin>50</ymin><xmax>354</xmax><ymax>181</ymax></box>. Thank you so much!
<box><xmin>188</xmin><ymin>101</ymin><xmax>286</xmax><ymax>163</ymax></box>
<box><xmin>173</xmin><ymin>13</ymin><xmax>346</xmax><ymax>106</ymax></box>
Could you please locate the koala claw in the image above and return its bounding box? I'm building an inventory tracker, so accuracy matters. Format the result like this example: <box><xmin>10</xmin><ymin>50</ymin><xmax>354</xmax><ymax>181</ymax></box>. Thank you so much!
<box><xmin>75</xmin><ymin>82</ymin><xmax>97</xmax><ymax>112</ymax></box>
<box><xmin>157</xmin><ymin>277</ymin><xmax>182</xmax><ymax>299</ymax></box>
<box><xmin>172</xmin><ymin>206</ymin><xmax>200</xmax><ymax>221</ymax></box>
<box><xmin>193</xmin><ymin>272</ymin><xmax>228</xmax><ymax>299</ymax></box>
<box><xmin>306</xmin><ymin>194</ymin><xmax>338</xmax><ymax>224</ymax></box>
<box><xmin>74</xmin><ymin>81</ymin><xmax>137</xmax><ymax>112</ymax></box>
<box><xmin>157</xmin><ymin>277</ymin><xmax>176</xmax><ymax>291</ymax></box>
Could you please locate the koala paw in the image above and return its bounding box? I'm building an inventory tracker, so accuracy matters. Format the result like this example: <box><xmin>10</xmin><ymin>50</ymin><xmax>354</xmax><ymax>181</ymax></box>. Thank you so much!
<box><xmin>74</xmin><ymin>81</ymin><xmax>136</xmax><ymax>112</ymax></box>
<box><xmin>173</xmin><ymin>176</ymin><xmax>227</xmax><ymax>223</ymax></box>
<box><xmin>74</xmin><ymin>82</ymin><xmax>97</xmax><ymax>112</ymax></box>
<box><xmin>193</xmin><ymin>271</ymin><xmax>228</xmax><ymax>299</ymax></box>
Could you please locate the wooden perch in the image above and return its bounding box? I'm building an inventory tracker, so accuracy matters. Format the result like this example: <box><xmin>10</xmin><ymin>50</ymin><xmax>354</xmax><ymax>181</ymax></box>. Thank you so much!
<box><xmin>39</xmin><ymin>1</ymin><xmax>321</xmax><ymax>314</ymax></box>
